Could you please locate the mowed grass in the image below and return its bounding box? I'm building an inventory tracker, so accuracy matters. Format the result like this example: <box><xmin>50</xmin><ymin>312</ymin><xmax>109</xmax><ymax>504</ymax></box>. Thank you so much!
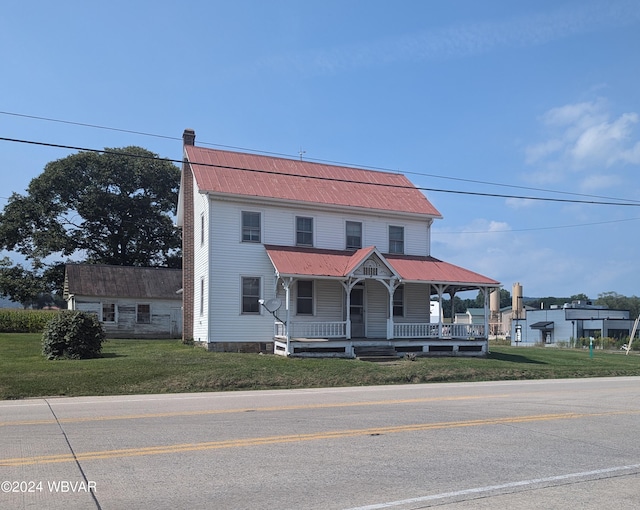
<box><xmin>1</xmin><ymin>333</ymin><xmax>639</xmax><ymax>399</ymax></box>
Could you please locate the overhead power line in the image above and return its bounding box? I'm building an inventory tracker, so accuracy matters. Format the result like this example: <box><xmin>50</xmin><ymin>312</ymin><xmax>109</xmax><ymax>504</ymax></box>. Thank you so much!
<box><xmin>2</xmin><ymin>110</ymin><xmax>639</xmax><ymax>205</ymax></box>
<box><xmin>0</xmin><ymin>111</ymin><xmax>179</xmax><ymax>142</ymax></box>
<box><xmin>434</xmin><ymin>216</ymin><xmax>640</xmax><ymax>234</ymax></box>
<box><xmin>1</xmin><ymin>136</ymin><xmax>640</xmax><ymax>208</ymax></box>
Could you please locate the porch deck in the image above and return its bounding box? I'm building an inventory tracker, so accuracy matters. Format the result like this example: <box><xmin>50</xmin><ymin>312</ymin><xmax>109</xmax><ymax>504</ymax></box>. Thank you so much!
<box><xmin>272</xmin><ymin>320</ymin><xmax>488</xmax><ymax>358</ymax></box>
<box><xmin>273</xmin><ymin>337</ymin><xmax>488</xmax><ymax>358</ymax></box>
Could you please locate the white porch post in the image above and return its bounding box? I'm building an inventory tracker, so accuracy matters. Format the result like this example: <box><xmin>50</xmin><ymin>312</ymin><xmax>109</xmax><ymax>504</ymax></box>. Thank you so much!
<box><xmin>346</xmin><ymin>283</ymin><xmax>351</xmax><ymax>340</ymax></box>
<box><xmin>387</xmin><ymin>283</ymin><xmax>394</xmax><ymax>340</ymax></box>
<box><xmin>449</xmin><ymin>290</ymin><xmax>456</xmax><ymax>326</ymax></box>
<box><xmin>342</xmin><ymin>278</ymin><xmax>361</xmax><ymax>340</ymax></box>
<box><xmin>282</xmin><ymin>277</ymin><xmax>293</xmax><ymax>355</ymax></box>
<box><xmin>436</xmin><ymin>285</ymin><xmax>446</xmax><ymax>337</ymax></box>
<box><xmin>386</xmin><ymin>279</ymin><xmax>400</xmax><ymax>340</ymax></box>
<box><xmin>483</xmin><ymin>287</ymin><xmax>490</xmax><ymax>339</ymax></box>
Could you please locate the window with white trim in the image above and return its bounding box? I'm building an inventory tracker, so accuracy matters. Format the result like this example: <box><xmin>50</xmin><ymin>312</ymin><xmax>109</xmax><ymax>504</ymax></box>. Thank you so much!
<box><xmin>200</xmin><ymin>278</ymin><xmax>205</xmax><ymax>316</ymax></box>
<box><xmin>346</xmin><ymin>221</ymin><xmax>362</xmax><ymax>250</ymax></box>
<box><xmin>200</xmin><ymin>213</ymin><xmax>205</xmax><ymax>246</ymax></box>
<box><xmin>296</xmin><ymin>280</ymin><xmax>313</xmax><ymax>315</ymax></box>
<box><xmin>242</xmin><ymin>211</ymin><xmax>261</xmax><ymax>243</ymax></box>
<box><xmin>393</xmin><ymin>286</ymin><xmax>404</xmax><ymax>317</ymax></box>
<box><xmin>296</xmin><ymin>216</ymin><xmax>313</xmax><ymax>247</ymax></box>
<box><xmin>389</xmin><ymin>225</ymin><xmax>404</xmax><ymax>254</ymax></box>
<box><xmin>242</xmin><ymin>277</ymin><xmax>261</xmax><ymax>314</ymax></box>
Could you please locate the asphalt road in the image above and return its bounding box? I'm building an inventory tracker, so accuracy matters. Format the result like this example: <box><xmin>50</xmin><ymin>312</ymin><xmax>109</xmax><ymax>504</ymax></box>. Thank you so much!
<box><xmin>1</xmin><ymin>377</ymin><xmax>639</xmax><ymax>509</ymax></box>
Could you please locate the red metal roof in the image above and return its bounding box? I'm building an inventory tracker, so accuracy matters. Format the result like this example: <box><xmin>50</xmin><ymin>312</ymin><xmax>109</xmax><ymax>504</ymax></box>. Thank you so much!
<box><xmin>265</xmin><ymin>245</ymin><xmax>357</xmax><ymax>278</ymax></box>
<box><xmin>264</xmin><ymin>245</ymin><xmax>499</xmax><ymax>287</ymax></box>
<box><xmin>385</xmin><ymin>254</ymin><xmax>499</xmax><ymax>286</ymax></box>
<box><xmin>185</xmin><ymin>146</ymin><xmax>442</xmax><ymax>217</ymax></box>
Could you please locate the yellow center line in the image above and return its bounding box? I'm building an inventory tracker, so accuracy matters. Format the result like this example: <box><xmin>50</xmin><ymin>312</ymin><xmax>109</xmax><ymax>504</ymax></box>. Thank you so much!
<box><xmin>2</xmin><ymin>409</ymin><xmax>638</xmax><ymax>467</ymax></box>
<box><xmin>0</xmin><ymin>394</ymin><xmax>510</xmax><ymax>427</ymax></box>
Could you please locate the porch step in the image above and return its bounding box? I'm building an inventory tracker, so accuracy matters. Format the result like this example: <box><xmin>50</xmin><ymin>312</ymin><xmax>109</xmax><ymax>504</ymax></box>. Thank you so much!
<box><xmin>354</xmin><ymin>345</ymin><xmax>400</xmax><ymax>362</ymax></box>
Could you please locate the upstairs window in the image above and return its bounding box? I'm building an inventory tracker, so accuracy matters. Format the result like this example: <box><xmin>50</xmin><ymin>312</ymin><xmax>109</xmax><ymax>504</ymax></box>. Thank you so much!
<box><xmin>296</xmin><ymin>216</ymin><xmax>313</xmax><ymax>247</ymax></box>
<box><xmin>200</xmin><ymin>213</ymin><xmax>205</xmax><ymax>246</ymax></box>
<box><xmin>242</xmin><ymin>211</ymin><xmax>261</xmax><ymax>243</ymax></box>
<box><xmin>296</xmin><ymin>280</ymin><xmax>313</xmax><ymax>315</ymax></box>
<box><xmin>137</xmin><ymin>304</ymin><xmax>151</xmax><ymax>324</ymax></box>
<box><xmin>346</xmin><ymin>221</ymin><xmax>362</xmax><ymax>250</ymax></box>
<box><xmin>389</xmin><ymin>225</ymin><xmax>404</xmax><ymax>254</ymax></box>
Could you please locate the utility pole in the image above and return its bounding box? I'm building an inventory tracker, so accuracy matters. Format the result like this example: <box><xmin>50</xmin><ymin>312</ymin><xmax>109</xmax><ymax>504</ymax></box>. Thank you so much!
<box><xmin>625</xmin><ymin>314</ymin><xmax>640</xmax><ymax>355</ymax></box>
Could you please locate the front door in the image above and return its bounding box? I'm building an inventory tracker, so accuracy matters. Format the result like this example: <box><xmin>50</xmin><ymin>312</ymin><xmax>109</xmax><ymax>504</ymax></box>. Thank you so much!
<box><xmin>350</xmin><ymin>287</ymin><xmax>365</xmax><ymax>338</ymax></box>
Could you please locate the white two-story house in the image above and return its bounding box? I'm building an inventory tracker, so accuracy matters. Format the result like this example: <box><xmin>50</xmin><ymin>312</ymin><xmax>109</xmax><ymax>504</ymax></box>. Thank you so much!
<box><xmin>177</xmin><ymin>129</ymin><xmax>500</xmax><ymax>357</ymax></box>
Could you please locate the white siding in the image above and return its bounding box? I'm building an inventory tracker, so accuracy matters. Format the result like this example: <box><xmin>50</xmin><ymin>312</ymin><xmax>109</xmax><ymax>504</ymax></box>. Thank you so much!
<box><xmin>206</xmin><ymin>199</ymin><xmax>275</xmax><ymax>343</ymax></box>
<box><xmin>199</xmin><ymin>194</ymin><xmax>435</xmax><ymax>344</ymax></box>
<box><xmin>395</xmin><ymin>283</ymin><xmax>430</xmax><ymax>323</ymax></box>
<box><xmin>257</xmin><ymin>201</ymin><xmax>431</xmax><ymax>255</ymax></box>
<box><xmin>193</xmin><ymin>187</ymin><xmax>210</xmax><ymax>342</ymax></box>
<box><xmin>288</xmin><ymin>279</ymin><xmax>343</xmax><ymax>321</ymax></box>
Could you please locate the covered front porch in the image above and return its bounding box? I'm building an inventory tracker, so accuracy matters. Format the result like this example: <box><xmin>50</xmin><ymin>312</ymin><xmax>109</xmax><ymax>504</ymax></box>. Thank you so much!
<box><xmin>263</xmin><ymin>245</ymin><xmax>500</xmax><ymax>358</ymax></box>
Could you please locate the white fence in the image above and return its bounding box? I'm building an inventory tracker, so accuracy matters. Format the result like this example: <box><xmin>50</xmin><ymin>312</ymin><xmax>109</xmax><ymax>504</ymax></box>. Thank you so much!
<box><xmin>394</xmin><ymin>323</ymin><xmax>485</xmax><ymax>339</ymax></box>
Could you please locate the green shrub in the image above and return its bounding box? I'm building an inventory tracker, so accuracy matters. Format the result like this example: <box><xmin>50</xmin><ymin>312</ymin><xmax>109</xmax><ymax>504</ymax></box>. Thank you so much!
<box><xmin>42</xmin><ymin>311</ymin><xmax>106</xmax><ymax>360</ymax></box>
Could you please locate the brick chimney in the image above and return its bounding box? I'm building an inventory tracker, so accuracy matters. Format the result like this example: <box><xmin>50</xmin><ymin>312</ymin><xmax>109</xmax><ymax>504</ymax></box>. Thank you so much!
<box><xmin>183</xmin><ymin>128</ymin><xmax>196</xmax><ymax>146</ymax></box>
<box><xmin>181</xmin><ymin>129</ymin><xmax>195</xmax><ymax>342</ymax></box>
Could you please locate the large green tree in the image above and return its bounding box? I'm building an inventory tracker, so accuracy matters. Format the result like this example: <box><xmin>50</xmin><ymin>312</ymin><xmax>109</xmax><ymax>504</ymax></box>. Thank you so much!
<box><xmin>596</xmin><ymin>291</ymin><xmax>640</xmax><ymax>320</ymax></box>
<box><xmin>0</xmin><ymin>147</ymin><xmax>181</xmax><ymax>267</ymax></box>
<box><xmin>0</xmin><ymin>257</ymin><xmax>67</xmax><ymax>308</ymax></box>
<box><xmin>0</xmin><ymin>257</ymin><xmax>44</xmax><ymax>307</ymax></box>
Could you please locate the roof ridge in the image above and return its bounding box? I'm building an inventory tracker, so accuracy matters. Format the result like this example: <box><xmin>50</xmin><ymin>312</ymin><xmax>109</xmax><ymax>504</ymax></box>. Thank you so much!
<box><xmin>185</xmin><ymin>146</ymin><xmax>442</xmax><ymax>217</ymax></box>
<box><xmin>187</xmin><ymin>145</ymin><xmax>408</xmax><ymax>178</ymax></box>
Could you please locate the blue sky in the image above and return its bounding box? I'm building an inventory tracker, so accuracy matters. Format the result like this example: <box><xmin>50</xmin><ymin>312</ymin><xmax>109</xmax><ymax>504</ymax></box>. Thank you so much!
<box><xmin>1</xmin><ymin>0</ymin><xmax>640</xmax><ymax>299</ymax></box>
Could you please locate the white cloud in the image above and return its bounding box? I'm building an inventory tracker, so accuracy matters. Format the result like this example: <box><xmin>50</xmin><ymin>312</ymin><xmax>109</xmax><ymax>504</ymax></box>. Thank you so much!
<box><xmin>524</xmin><ymin>99</ymin><xmax>640</xmax><ymax>192</ymax></box>
<box><xmin>571</xmin><ymin>112</ymin><xmax>639</xmax><ymax>166</ymax></box>
<box><xmin>525</xmin><ymin>139</ymin><xmax>564</xmax><ymax>165</ymax></box>
<box><xmin>541</xmin><ymin>100</ymin><xmax>607</xmax><ymax>128</ymax></box>
<box><xmin>433</xmin><ymin>220</ymin><xmax>599</xmax><ymax>297</ymax></box>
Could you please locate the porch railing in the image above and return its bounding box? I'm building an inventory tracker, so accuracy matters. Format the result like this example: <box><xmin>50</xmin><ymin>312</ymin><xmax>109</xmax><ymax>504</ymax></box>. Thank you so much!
<box><xmin>275</xmin><ymin>321</ymin><xmax>347</xmax><ymax>339</ymax></box>
<box><xmin>290</xmin><ymin>321</ymin><xmax>347</xmax><ymax>338</ymax></box>
<box><xmin>394</xmin><ymin>323</ymin><xmax>485</xmax><ymax>339</ymax></box>
<box><xmin>276</xmin><ymin>321</ymin><xmax>485</xmax><ymax>340</ymax></box>
<box><xmin>394</xmin><ymin>323</ymin><xmax>440</xmax><ymax>338</ymax></box>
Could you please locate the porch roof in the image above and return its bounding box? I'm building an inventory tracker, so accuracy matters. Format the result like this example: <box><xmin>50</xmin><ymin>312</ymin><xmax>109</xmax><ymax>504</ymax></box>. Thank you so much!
<box><xmin>385</xmin><ymin>253</ymin><xmax>499</xmax><ymax>288</ymax></box>
<box><xmin>264</xmin><ymin>245</ymin><xmax>499</xmax><ymax>289</ymax></box>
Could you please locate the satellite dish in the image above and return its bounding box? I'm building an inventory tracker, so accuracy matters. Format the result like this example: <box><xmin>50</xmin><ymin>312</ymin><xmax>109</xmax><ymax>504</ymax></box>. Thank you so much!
<box><xmin>262</xmin><ymin>298</ymin><xmax>282</xmax><ymax>313</ymax></box>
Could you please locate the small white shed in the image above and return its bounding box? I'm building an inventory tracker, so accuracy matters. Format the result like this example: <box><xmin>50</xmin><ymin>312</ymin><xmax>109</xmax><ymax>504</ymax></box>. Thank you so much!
<box><xmin>64</xmin><ymin>264</ymin><xmax>182</xmax><ymax>339</ymax></box>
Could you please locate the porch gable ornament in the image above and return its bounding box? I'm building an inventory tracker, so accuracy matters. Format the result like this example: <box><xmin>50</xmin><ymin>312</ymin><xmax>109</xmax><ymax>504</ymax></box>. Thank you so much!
<box><xmin>362</xmin><ymin>259</ymin><xmax>379</xmax><ymax>277</ymax></box>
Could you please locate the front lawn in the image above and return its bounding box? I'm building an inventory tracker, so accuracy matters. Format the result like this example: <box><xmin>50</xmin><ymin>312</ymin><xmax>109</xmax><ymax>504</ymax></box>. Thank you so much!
<box><xmin>1</xmin><ymin>334</ymin><xmax>639</xmax><ymax>399</ymax></box>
